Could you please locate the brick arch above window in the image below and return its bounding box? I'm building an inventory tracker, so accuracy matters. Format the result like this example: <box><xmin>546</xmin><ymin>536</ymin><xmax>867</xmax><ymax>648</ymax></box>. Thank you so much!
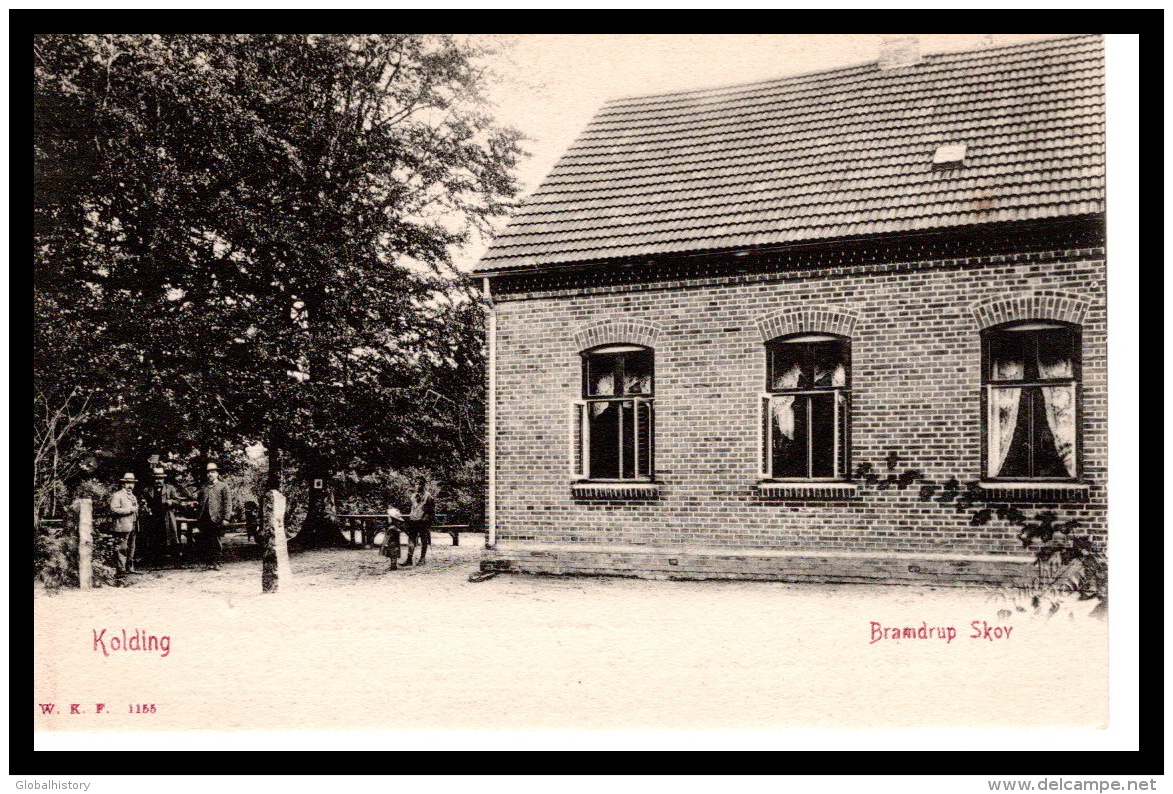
<box><xmin>969</xmin><ymin>290</ymin><xmax>1090</xmax><ymax>331</ymax></box>
<box><xmin>754</xmin><ymin>306</ymin><xmax>859</xmax><ymax>342</ymax></box>
<box><xmin>572</xmin><ymin>318</ymin><xmax>662</xmax><ymax>352</ymax></box>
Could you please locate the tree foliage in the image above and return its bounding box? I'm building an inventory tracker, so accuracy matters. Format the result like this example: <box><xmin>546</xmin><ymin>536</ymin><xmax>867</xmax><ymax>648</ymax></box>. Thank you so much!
<box><xmin>34</xmin><ymin>33</ymin><xmax>520</xmax><ymax>504</ymax></box>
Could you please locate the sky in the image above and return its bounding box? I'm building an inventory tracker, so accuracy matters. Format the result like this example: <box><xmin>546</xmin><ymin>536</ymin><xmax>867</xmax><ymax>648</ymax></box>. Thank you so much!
<box><xmin>456</xmin><ymin>33</ymin><xmax>1066</xmax><ymax>269</ymax></box>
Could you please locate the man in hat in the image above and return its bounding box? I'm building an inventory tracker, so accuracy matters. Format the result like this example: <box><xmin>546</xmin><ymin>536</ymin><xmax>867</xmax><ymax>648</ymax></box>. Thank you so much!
<box><xmin>196</xmin><ymin>462</ymin><xmax>233</xmax><ymax>570</ymax></box>
<box><xmin>108</xmin><ymin>473</ymin><xmax>141</xmax><ymax>580</ymax></box>
<box><xmin>402</xmin><ymin>476</ymin><xmax>435</xmax><ymax>567</ymax></box>
<box><xmin>148</xmin><ymin>466</ymin><xmax>189</xmax><ymax>566</ymax></box>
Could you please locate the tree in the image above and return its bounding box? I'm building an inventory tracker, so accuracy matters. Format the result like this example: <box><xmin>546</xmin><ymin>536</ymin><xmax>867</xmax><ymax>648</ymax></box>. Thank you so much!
<box><xmin>34</xmin><ymin>34</ymin><xmax>521</xmax><ymax>532</ymax></box>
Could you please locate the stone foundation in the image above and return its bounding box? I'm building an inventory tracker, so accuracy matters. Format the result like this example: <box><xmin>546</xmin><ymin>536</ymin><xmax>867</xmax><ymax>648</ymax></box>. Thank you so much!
<box><xmin>481</xmin><ymin>542</ymin><xmax>1037</xmax><ymax>588</ymax></box>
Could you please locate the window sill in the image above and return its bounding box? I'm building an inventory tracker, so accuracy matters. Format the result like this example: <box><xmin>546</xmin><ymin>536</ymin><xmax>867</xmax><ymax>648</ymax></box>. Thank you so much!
<box><xmin>756</xmin><ymin>481</ymin><xmax>858</xmax><ymax>500</ymax></box>
<box><xmin>978</xmin><ymin>482</ymin><xmax>1089</xmax><ymax>502</ymax></box>
<box><xmin>571</xmin><ymin>482</ymin><xmax>659</xmax><ymax>500</ymax></box>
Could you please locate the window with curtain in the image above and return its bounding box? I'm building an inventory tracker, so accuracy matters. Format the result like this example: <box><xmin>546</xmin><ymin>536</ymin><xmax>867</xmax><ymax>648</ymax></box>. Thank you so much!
<box><xmin>983</xmin><ymin>322</ymin><xmax>1080</xmax><ymax>480</ymax></box>
<box><xmin>761</xmin><ymin>334</ymin><xmax>850</xmax><ymax>480</ymax></box>
<box><xmin>571</xmin><ymin>345</ymin><xmax>654</xmax><ymax>480</ymax></box>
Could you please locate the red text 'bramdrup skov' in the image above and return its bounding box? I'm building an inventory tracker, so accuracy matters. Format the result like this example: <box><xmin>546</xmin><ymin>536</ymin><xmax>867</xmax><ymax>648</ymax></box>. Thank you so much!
<box><xmin>93</xmin><ymin>628</ymin><xmax>171</xmax><ymax>657</ymax></box>
<box><xmin>869</xmin><ymin>621</ymin><xmax>1014</xmax><ymax>644</ymax></box>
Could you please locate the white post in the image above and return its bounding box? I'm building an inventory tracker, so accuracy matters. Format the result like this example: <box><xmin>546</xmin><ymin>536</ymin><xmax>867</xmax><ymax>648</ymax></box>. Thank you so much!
<box><xmin>483</xmin><ymin>276</ymin><xmax>497</xmax><ymax>549</ymax></box>
<box><xmin>272</xmin><ymin>489</ymin><xmax>293</xmax><ymax>585</ymax></box>
<box><xmin>262</xmin><ymin>489</ymin><xmax>293</xmax><ymax>593</ymax></box>
<box><xmin>77</xmin><ymin>498</ymin><xmax>92</xmax><ymax>590</ymax></box>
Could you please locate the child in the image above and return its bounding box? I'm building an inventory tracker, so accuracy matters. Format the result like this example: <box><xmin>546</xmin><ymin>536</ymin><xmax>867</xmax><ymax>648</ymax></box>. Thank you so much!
<box><xmin>381</xmin><ymin>506</ymin><xmax>404</xmax><ymax>569</ymax></box>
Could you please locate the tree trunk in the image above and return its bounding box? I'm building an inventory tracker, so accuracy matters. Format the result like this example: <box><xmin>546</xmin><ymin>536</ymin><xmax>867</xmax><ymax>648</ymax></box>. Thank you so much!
<box><xmin>290</xmin><ymin>453</ymin><xmax>343</xmax><ymax>548</ymax></box>
<box><xmin>288</xmin><ymin>297</ymin><xmax>345</xmax><ymax>549</ymax></box>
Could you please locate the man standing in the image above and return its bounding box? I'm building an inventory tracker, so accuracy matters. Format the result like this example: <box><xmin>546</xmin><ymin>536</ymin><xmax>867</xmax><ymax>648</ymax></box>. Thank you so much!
<box><xmin>402</xmin><ymin>476</ymin><xmax>435</xmax><ymax>567</ymax></box>
<box><xmin>197</xmin><ymin>462</ymin><xmax>232</xmax><ymax>570</ymax></box>
<box><xmin>107</xmin><ymin>473</ymin><xmax>141</xmax><ymax>581</ymax></box>
<box><xmin>149</xmin><ymin>466</ymin><xmax>188</xmax><ymax>565</ymax></box>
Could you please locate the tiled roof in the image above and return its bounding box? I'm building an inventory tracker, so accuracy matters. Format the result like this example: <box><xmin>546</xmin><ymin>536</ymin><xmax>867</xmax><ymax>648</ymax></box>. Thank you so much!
<box><xmin>475</xmin><ymin>34</ymin><xmax>1104</xmax><ymax>272</ymax></box>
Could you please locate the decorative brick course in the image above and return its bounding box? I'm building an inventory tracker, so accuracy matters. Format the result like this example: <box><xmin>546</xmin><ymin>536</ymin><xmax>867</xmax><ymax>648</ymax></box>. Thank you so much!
<box><xmin>756</xmin><ymin>483</ymin><xmax>858</xmax><ymax>500</ymax></box>
<box><xmin>976</xmin><ymin>483</ymin><xmax>1090</xmax><ymax>503</ymax></box>
<box><xmin>968</xmin><ymin>289</ymin><xmax>1090</xmax><ymax>330</ymax></box>
<box><xmin>754</xmin><ymin>305</ymin><xmax>859</xmax><ymax>341</ymax></box>
<box><xmin>572</xmin><ymin>317</ymin><xmax>662</xmax><ymax>352</ymax></box>
<box><xmin>571</xmin><ymin>483</ymin><xmax>660</xmax><ymax>500</ymax></box>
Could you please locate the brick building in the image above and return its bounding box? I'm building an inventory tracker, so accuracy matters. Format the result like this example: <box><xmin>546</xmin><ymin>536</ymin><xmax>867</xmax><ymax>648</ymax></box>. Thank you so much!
<box><xmin>472</xmin><ymin>35</ymin><xmax>1105</xmax><ymax>585</ymax></box>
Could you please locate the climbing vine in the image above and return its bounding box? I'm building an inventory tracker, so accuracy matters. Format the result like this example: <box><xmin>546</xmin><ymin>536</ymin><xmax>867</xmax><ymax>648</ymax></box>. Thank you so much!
<box><xmin>852</xmin><ymin>450</ymin><xmax>1106</xmax><ymax>614</ymax></box>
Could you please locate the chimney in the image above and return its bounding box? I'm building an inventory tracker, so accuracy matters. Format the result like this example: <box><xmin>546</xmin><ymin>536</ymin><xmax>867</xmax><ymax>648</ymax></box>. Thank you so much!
<box><xmin>878</xmin><ymin>35</ymin><xmax>921</xmax><ymax>70</ymax></box>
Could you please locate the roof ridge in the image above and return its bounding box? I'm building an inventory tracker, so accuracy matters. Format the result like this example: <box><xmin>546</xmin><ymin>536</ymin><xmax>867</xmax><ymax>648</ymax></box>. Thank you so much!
<box><xmin>602</xmin><ymin>34</ymin><xmax>1098</xmax><ymax>108</ymax></box>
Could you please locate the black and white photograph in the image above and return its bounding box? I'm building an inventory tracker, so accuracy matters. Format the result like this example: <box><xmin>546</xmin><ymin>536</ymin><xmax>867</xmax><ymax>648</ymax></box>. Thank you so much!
<box><xmin>28</xmin><ymin>30</ymin><xmax>1141</xmax><ymax>769</ymax></box>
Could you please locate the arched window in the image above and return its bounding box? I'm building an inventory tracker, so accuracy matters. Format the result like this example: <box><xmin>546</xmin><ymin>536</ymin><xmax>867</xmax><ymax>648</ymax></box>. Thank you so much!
<box><xmin>983</xmin><ymin>321</ymin><xmax>1080</xmax><ymax>480</ymax></box>
<box><xmin>761</xmin><ymin>334</ymin><xmax>850</xmax><ymax>480</ymax></box>
<box><xmin>571</xmin><ymin>345</ymin><xmax>654</xmax><ymax>480</ymax></box>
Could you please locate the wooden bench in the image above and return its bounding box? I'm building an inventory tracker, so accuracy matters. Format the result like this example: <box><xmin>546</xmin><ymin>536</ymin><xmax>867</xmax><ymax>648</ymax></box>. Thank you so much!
<box><xmin>333</xmin><ymin>514</ymin><xmax>388</xmax><ymax>548</ymax></box>
<box><xmin>175</xmin><ymin>518</ymin><xmax>251</xmax><ymax>544</ymax></box>
<box><xmin>431</xmin><ymin>520</ymin><xmax>487</xmax><ymax>547</ymax></box>
<box><xmin>332</xmin><ymin>515</ymin><xmax>485</xmax><ymax>548</ymax></box>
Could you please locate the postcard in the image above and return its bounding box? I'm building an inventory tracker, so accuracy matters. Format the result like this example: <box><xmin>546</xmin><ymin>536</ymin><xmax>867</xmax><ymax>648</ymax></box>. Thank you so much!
<box><xmin>31</xmin><ymin>32</ymin><xmax>1133</xmax><ymax>751</ymax></box>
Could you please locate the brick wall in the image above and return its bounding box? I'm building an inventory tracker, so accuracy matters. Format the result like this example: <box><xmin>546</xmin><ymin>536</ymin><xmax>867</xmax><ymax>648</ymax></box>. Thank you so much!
<box><xmin>488</xmin><ymin>238</ymin><xmax>1106</xmax><ymax>557</ymax></box>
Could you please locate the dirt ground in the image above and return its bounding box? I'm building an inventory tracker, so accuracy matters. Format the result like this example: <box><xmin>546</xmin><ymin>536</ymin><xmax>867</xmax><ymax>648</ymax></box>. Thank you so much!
<box><xmin>33</xmin><ymin>532</ymin><xmax>1106</xmax><ymax>734</ymax></box>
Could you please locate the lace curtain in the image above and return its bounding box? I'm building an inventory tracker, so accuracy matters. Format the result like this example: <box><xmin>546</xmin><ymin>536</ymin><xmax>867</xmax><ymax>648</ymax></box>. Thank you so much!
<box><xmin>989</xmin><ymin>349</ymin><xmax>1022</xmax><ymax>476</ymax></box>
<box><xmin>1037</xmin><ymin>348</ymin><xmax>1075</xmax><ymax>475</ymax></box>
<box><xmin>1037</xmin><ymin>336</ymin><xmax>1075</xmax><ymax>476</ymax></box>
<box><xmin>989</xmin><ymin>388</ymin><xmax>1022</xmax><ymax>476</ymax></box>
<box><xmin>989</xmin><ymin>331</ymin><xmax>1076</xmax><ymax>477</ymax></box>
<box><xmin>813</xmin><ymin>362</ymin><xmax>847</xmax><ymax>387</ymax></box>
<box><xmin>771</xmin><ymin>395</ymin><xmax>795</xmax><ymax>441</ymax></box>
<box><xmin>591</xmin><ymin>371</ymin><xmax>614</xmax><ymax>397</ymax></box>
<box><xmin>1041</xmin><ymin>385</ymin><xmax>1076</xmax><ymax>476</ymax></box>
<box><xmin>624</xmin><ymin>371</ymin><xmax>651</xmax><ymax>394</ymax></box>
<box><xmin>772</xmin><ymin>362</ymin><xmax>801</xmax><ymax>390</ymax></box>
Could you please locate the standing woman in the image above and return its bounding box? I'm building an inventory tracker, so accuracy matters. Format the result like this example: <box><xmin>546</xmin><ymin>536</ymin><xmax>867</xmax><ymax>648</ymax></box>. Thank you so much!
<box><xmin>402</xmin><ymin>477</ymin><xmax>434</xmax><ymax>567</ymax></box>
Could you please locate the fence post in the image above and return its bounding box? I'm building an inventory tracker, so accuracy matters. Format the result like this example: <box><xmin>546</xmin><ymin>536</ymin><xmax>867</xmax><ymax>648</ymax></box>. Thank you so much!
<box><xmin>263</xmin><ymin>489</ymin><xmax>293</xmax><ymax>593</ymax></box>
<box><xmin>77</xmin><ymin>498</ymin><xmax>93</xmax><ymax>590</ymax></box>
